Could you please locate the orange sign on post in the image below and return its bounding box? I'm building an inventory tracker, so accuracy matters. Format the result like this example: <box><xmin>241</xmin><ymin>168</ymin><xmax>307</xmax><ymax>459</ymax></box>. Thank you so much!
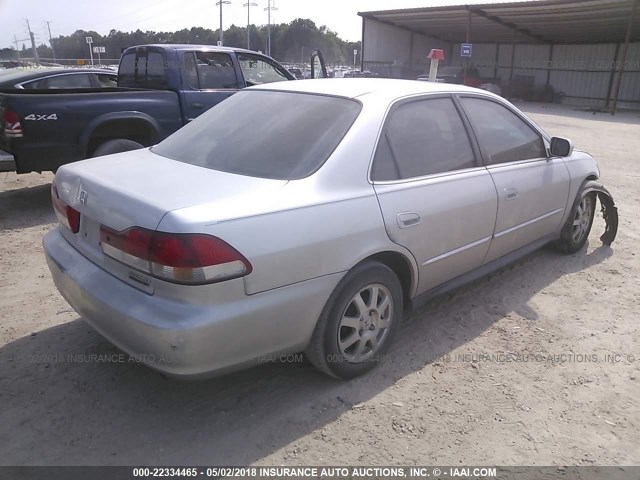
<box><xmin>427</xmin><ymin>49</ymin><xmax>445</xmax><ymax>82</ymax></box>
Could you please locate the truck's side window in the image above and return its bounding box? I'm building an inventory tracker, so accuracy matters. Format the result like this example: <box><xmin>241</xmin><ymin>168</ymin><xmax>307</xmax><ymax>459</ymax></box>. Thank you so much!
<box><xmin>118</xmin><ymin>53</ymin><xmax>136</xmax><ymax>86</ymax></box>
<box><xmin>146</xmin><ymin>52</ymin><xmax>167</xmax><ymax>88</ymax></box>
<box><xmin>187</xmin><ymin>52</ymin><xmax>239</xmax><ymax>89</ymax></box>
<box><xmin>96</xmin><ymin>74</ymin><xmax>117</xmax><ymax>87</ymax></box>
<box><xmin>118</xmin><ymin>51</ymin><xmax>166</xmax><ymax>88</ymax></box>
<box><xmin>184</xmin><ymin>53</ymin><xmax>199</xmax><ymax>89</ymax></box>
<box><xmin>237</xmin><ymin>54</ymin><xmax>290</xmax><ymax>85</ymax></box>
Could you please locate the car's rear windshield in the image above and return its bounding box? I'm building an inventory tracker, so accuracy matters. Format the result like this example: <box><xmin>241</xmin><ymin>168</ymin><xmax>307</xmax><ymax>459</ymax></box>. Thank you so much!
<box><xmin>151</xmin><ymin>90</ymin><xmax>362</xmax><ymax>180</ymax></box>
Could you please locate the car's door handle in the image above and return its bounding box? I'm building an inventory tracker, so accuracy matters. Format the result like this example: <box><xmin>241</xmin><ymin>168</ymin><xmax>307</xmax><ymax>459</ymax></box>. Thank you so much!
<box><xmin>397</xmin><ymin>212</ymin><xmax>421</xmax><ymax>228</ymax></box>
<box><xmin>191</xmin><ymin>103</ymin><xmax>203</xmax><ymax>109</ymax></box>
<box><xmin>504</xmin><ymin>187</ymin><xmax>519</xmax><ymax>200</ymax></box>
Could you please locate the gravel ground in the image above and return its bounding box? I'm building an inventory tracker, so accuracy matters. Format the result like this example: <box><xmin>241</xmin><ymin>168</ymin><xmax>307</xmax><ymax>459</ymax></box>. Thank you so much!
<box><xmin>0</xmin><ymin>104</ymin><xmax>638</xmax><ymax>466</ymax></box>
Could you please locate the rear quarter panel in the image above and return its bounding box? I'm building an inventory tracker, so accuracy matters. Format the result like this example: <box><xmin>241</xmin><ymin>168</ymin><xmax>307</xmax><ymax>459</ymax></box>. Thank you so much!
<box><xmin>157</xmin><ymin>180</ymin><xmax>417</xmax><ymax>296</ymax></box>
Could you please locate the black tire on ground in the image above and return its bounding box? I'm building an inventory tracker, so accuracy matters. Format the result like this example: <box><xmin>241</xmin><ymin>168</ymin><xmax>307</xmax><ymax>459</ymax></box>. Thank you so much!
<box><xmin>92</xmin><ymin>139</ymin><xmax>144</xmax><ymax>157</ymax></box>
<box><xmin>555</xmin><ymin>189</ymin><xmax>597</xmax><ymax>254</ymax></box>
<box><xmin>305</xmin><ymin>261</ymin><xmax>403</xmax><ymax>379</ymax></box>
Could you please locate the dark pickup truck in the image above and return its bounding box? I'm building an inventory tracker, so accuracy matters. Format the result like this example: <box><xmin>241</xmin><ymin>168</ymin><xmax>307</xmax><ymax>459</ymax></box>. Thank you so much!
<box><xmin>0</xmin><ymin>44</ymin><xmax>298</xmax><ymax>173</ymax></box>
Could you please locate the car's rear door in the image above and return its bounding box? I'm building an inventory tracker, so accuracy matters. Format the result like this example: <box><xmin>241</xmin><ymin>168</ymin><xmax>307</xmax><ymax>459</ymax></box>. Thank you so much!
<box><xmin>372</xmin><ymin>95</ymin><xmax>498</xmax><ymax>295</ymax></box>
<box><xmin>458</xmin><ymin>95</ymin><xmax>571</xmax><ymax>263</ymax></box>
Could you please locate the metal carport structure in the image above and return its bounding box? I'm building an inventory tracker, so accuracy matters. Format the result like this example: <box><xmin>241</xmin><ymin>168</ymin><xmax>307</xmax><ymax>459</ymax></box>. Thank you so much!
<box><xmin>359</xmin><ymin>0</ymin><xmax>640</xmax><ymax>112</ymax></box>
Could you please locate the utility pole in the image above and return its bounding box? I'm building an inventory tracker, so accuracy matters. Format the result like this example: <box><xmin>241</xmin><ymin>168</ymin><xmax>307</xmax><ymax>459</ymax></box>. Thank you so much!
<box><xmin>243</xmin><ymin>1</ymin><xmax>258</xmax><ymax>50</ymax></box>
<box><xmin>46</xmin><ymin>21</ymin><xmax>56</xmax><ymax>62</ymax></box>
<box><xmin>26</xmin><ymin>19</ymin><xmax>40</xmax><ymax>65</ymax></box>
<box><xmin>216</xmin><ymin>0</ymin><xmax>231</xmax><ymax>46</ymax></box>
<box><xmin>13</xmin><ymin>35</ymin><xmax>21</xmax><ymax>61</ymax></box>
<box><xmin>264</xmin><ymin>0</ymin><xmax>278</xmax><ymax>56</ymax></box>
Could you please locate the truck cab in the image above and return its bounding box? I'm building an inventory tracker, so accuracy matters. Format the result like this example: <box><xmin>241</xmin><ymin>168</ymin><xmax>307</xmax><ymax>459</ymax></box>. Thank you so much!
<box><xmin>0</xmin><ymin>44</ymin><xmax>302</xmax><ymax>174</ymax></box>
<box><xmin>118</xmin><ymin>45</ymin><xmax>294</xmax><ymax>124</ymax></box>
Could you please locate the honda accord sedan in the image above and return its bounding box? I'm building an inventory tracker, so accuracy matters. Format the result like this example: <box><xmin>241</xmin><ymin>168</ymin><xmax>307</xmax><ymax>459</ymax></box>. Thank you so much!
<box><xmin>43</xmin><ymin>79</ymin><xmax>618</xmax><ymax>379</ymax></box>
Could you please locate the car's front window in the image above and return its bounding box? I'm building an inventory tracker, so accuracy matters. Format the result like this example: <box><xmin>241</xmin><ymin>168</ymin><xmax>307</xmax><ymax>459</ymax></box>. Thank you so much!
<box><xmin>152</xmin><ymin>90</ymin><xmax>361</xmax><ymax>180</ymax></box>
<box><xmin>461</xmin><ymin>97</ymin><xmax>547</xmax><ymax>164</ymax></box>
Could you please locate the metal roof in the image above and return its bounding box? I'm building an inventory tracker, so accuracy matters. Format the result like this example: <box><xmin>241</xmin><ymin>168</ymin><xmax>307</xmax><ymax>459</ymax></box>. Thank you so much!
<box><xmin>359</xmin><ymin>0</ymin><xmax>640</xmax><ymax>44</ymax></box>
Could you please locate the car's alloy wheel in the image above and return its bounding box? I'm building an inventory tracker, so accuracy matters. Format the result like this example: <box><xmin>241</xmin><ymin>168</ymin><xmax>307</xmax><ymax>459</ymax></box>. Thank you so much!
<box><xmin>337</xmin><ymin>283</ymin><xmax>393</xmax><ymax>363</ymax></box>
<box><xmin>572</xmin><ymin>195</ymin><xmax>593</xmax><ymax>244</ymax></box>
<box><xmin>305</xmin><ymin>261</ymin><xmax>403</xmax><ymax>379</ymax></box>
<box><xmin>556</xmin><ymin>190</ymin><xmax>596</xmax><ymax>254</ymax></box>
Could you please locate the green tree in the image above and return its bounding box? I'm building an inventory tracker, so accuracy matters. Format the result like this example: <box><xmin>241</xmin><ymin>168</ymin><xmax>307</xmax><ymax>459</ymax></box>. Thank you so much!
<box><xmin>37</xmin><ymin>19</ymin><xmax>362</xmax><ymax>67</ymax></box>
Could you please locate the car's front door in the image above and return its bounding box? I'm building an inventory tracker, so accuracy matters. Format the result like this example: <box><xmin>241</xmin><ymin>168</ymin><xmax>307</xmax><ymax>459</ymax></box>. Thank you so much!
<box><xmin>181</xmin><ymin>51</ymin><xmax>241</xmax><ymax>122</ymax></box>
<box><xmin>459</xmin><ymin>95</ymin><xmax>571</xmax><ymax>263</ymax></box>
<box><xmin>372</xmin><ymin>96</ymin><xmax>498</xmax><ymax>295</ymax></box>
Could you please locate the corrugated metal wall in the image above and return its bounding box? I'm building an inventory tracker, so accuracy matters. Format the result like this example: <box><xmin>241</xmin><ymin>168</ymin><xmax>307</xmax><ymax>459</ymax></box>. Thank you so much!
<box><xmin>362</xmin><ymin>17</ymin><xmax>640</xmax><ymax>109</ymax></box>
<box><xmin>362</xmin><ymin>17</ymin><xmax>449</xmax><ymax>79</ymax></box>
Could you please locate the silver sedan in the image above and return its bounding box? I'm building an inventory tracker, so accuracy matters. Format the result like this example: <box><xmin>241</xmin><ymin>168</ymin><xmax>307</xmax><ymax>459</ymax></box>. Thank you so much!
<box><xmin>43</xmin><ymin>79</ymin><xmax>618</xmax><ymax>379</ymax></box>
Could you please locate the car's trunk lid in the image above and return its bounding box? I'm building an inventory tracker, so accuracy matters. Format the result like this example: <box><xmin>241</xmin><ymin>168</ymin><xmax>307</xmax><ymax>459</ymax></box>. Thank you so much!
<box><xmin>53</xmin><ymin>148</ymin><xmax>287</xmax><ymax>291</ymax></box>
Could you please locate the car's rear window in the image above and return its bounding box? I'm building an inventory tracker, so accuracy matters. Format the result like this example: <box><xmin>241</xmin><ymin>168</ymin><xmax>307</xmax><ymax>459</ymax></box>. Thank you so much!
<box><xmin>152</xmin><ymin>90</ymin><xmax>361</xmax><ymax>180</ymax></box>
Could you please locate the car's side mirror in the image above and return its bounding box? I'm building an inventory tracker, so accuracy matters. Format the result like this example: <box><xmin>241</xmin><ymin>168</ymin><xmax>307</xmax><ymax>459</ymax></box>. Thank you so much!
<box><xmin>549</xmin><ymin>137</ymin><xmax>574</xmax><ymax>157</ymax></box>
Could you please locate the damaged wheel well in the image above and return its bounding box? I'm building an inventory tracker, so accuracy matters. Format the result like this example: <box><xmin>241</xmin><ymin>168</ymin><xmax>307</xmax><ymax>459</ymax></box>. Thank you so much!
<box><xmin>578</xmin><ymin>179</ymin><xmax>619</xmax><ymax>246</ymax></box>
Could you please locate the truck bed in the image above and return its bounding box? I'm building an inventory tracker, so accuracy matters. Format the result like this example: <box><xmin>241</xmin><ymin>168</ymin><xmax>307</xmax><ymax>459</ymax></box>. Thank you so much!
<box><xmin>0</xmin><ymin>88</ymin><xmax>183</xmax><ymax>173</ymax></box>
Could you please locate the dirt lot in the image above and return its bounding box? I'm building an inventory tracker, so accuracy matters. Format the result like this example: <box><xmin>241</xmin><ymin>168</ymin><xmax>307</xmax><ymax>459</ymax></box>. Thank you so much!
<box><xmin>0</xmin><ymin>104</ymin><xmax>639</xmax><ymax>466</ymax></box>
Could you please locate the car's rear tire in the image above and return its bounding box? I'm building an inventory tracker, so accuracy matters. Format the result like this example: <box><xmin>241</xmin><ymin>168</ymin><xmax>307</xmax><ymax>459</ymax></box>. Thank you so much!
<box><xmin>92</xmin><ymin>139</ymin><xmax>144</xmax><ymax>157</ymax></box>
<box><xmin>305</xmin><ymin>261</ymin><xmax>403</xmax><ymax>379</ymax></box>
<box><xmin>555</xmin><ymin>190</ymin><xmax>596</xmax><ymax>254</ymax></box>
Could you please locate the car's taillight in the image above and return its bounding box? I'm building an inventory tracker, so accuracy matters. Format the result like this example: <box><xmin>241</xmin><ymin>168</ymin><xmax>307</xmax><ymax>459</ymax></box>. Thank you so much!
<box><xmin>51</xmin><ymin>183</ymin><xmax>80</xmax><ymax>233</ymax></box>
<box><xmin>99</xmin><ymin>225</ymin><xmax>252</xmax><ymax>284</ymax></box>
<box><xmin>2</xmin><ymin>108</ymin><xmax>23</xmax><ymax>137</ymax></box>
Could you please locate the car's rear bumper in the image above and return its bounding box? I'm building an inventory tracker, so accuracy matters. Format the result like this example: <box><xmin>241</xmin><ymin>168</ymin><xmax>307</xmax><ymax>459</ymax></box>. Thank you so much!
<box><xmin>0</xmin><ymin>148</ymin><xmax>15</xmax><ymax>172</ymax></box>
<box><xmin>43</xmin><ymin>228</ymin><xmax>342</xmax><ymax>378</ymax></box>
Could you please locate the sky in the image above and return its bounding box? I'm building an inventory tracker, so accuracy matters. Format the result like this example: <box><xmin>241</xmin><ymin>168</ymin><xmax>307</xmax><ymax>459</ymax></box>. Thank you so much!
<box><xmin>0</xmin><ymin>0</ymin><xmax>538</xmax><ymax>51</ymax></box>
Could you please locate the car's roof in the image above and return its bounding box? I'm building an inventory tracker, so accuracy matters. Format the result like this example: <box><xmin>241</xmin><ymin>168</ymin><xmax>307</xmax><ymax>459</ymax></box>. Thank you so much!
<box><xmin>249</xmin><ymin>78</ymin><xmax>487</xmax><ymax>100</ymax></box>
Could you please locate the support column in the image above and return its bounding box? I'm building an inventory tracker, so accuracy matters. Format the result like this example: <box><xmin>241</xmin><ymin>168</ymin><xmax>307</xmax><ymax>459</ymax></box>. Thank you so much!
<box><xmin>611</xmin><ymin>0</ymin><xmax>638</xmax><ymax>115</ymax></box>
<box><xmin>606</xmin><ymin>43</ymin><xmax>621</xmax><ymax>107</ymax></box>
<box><xmin>546</xmin><ymin>43</ymin><xmax>554</xmax><ymax>86</ymax></box>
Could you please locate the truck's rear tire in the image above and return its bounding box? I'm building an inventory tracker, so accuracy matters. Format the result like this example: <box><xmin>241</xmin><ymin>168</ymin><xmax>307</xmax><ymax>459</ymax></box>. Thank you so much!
<box><xmin>92</xmin><ymin>139</ymin><xmax>144</xmax><ymax>157</ymax></box>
